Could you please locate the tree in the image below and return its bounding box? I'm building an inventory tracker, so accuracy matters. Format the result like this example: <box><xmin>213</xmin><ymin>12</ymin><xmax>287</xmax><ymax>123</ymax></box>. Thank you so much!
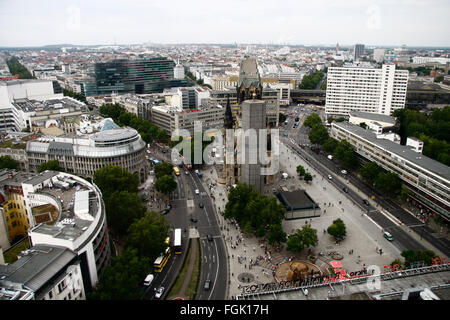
<box><xmin>154</xmin><ymin>162</ymin><xmax>174</xmax><ymax>179</ymax></box>
<box><xmin>0</xmin><ymin>156</ymin><xmax>19</xmax><ymax>170</ymax></box>
<box><xmin>308</xmin><ymin>123</ymin><xmax>329</xmax><ymax>145</ymax></box>
<box><xmin>304</xmin><ymin>172</ymin><xmax>313</xmax><ymax>183</ymax></box>
<box><xmin>304</xmin><ymin>113</ymin><xmax>322</xmax><ymax>128</ymax></box>
<box><xmin>267</xmin><ymin>224</ymin><xmax>287</xmax><ymax>245</ymax></box>
<box><xmin>104</xmin><ymin>190</ymin><xmax>146</xmax><ymax>236</ymax></box>
<box><xmin>286</xmin><ymin>225</ymin><xmax>318</xmax><ymax>253</ymax></box>
<box><xmin>333</xmin><ymin>140</ymin><xmax>358</xmax><ymax>168</ymax></box>
<box><xmin>322</xmin><ymin>137</ymin><xmax>339</xmax><ymax>153</ymax></box>
<box><xmin>296</xmin><ymin>165</ymin><xmax>306</xmax><ymax>176</ymax></box>
<box><xmin>360</xmin><ymin>162</ymin><xmax>382</xmax><ymax>183</ymax></box>
<box><xmin>374</xmin><ymin>172</ymin><xmax>403</xmax><ymax>197</ymax></box>
<box><xmin>37</xmin><ymin>160</ymin><xmax>64</xmax><ymax>173</ymax></box>
<box><xmin>401</xmin><ymin>249</ymin><xmax>438</xmax><ymax>268</ymax></box>
<box><xmin>155</xmin><ymin>175</ymin><xmax>177</xmax><ymax>194</ymax></box>
<box><xmin>126</xmin><ymin>211</ymin><xmax>170</xmax><ymax>260</ymax></box>
<box><xmin>327</xmin><ymin>218</ymin><xmax>347</xmax><ymax>240</ymax></box>
<box><xmin>89</xmin><ymin>248</ymin><xmax>149</xmax><ymax>300</ymax></box>
<box><xmin>93</xmin><ymin>165</ymin><xmax>139</xmax><ymax>198</ymax></box>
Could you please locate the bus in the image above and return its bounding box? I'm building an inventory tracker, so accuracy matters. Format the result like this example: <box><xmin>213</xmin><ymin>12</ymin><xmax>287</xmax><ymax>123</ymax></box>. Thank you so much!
<box><xmin>174</xmin><ymin>228</ymin><xmax>182</xmax><ymax>254</ymax></box>
<box><xmin>173</xmin><ymin>167</ymin><xmax>180</xmax><ymax>176</ymax></box>
<box><xmin>153</xmin><ymin>237</ymin><xmax>171</xmax><ymax>273</ymax></box>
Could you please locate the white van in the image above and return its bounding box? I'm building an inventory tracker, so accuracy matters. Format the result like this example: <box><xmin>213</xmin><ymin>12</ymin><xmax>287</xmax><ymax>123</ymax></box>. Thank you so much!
<box><xmin>144</xmin><ymin>274</ymin><xmax>154</xmax><ymax>286</ymax></box>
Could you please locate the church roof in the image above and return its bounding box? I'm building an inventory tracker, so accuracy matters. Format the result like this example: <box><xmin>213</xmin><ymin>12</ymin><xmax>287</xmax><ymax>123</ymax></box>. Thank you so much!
<box><xmin>237</xmin><ymin>58</ymin><xmax>261</xmax><ymax>89</ymax></box>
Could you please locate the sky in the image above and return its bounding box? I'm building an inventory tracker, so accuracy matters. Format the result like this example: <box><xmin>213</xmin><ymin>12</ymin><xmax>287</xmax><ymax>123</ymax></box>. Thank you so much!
<box><xmin>0</xmin><ymin>0</ymin><xmax>449</xmax><ymax>47</ymax></box>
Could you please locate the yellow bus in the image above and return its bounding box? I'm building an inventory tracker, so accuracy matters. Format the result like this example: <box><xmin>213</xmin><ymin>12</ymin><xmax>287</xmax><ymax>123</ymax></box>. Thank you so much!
<box><xmin>173</xmin><ymin>167</ymin><xmax>180</xmax><ymax>176</ymax></box>
<box><xmin>153</xmin><ymin>247</ymin><xmax>171</xmax><ymax>273</ymax></box>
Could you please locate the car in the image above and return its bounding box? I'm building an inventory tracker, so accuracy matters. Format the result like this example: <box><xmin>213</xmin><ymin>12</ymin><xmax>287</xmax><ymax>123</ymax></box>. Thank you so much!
<box><xmin>383</xmin><ymin>231</ymin><xmax>394</xmax><ymax>241</ymax></box>
<box><xmin>190</xmin><ymin>217</ymin><xmax>198</xmax><ymax>223</ymax></box>
<box><xmin>327</xmin><ymin>155</ymin><xmax>333</xmax><ymax>160</ymax></box>
<box><xmin>204</xmin><ymin>280</ymin><xmax>212</xmax><ymax>290</ymax></box>
<box><xmin>199</xmin><ymin>202</ymin><xmax>204</xmax><ymax>208</ymax></box>
<box><xmin>328</xmin><ymin>175</ymin><xmax>333</xmax><ymax>180</ymax></box>
<box><xmin>195</xmin><ymin>189</ymin><xmax>199</xmax><ymax>194</ymax></box>
<box><xmin>161</xmin><ymin>204</ymin><xmax>172</xmax><ymax>214</ymax></box>
<box><xmin>363</xmin><ymin>199</ymin><xmax>370</xmax><ymax>206</ymax></box>
<box><xmin>185</xmin><ymin>171</ymin><xmax>189</xmax><ymax>175</ymax></box>
<box><xmin>143</xmin><ymin>274</ymin><xmax>154</xmax><ymax>286</ymax></box>
<box><xmin>343</xmin><ymin>187</ymin><xmax>349</xmax><ymax>193</ymax></box>
<box><xmin>206</xmin><ymin>234</ymin><xmax>213</xmax><ymax>241</ymax></box>
<box><xmin>154</xmin><ymin>286</ymin><xmax>165</xmax><ymax>299</ymax></box>
<box><xmin>341</xmin><ymin>170</ymin><xmax>347</xmax><ymax>175</ymax></box>
<box><xmin>283</xmin><ymin>132</ymin><xmax>288</xmax><ymax>137</ymax></box>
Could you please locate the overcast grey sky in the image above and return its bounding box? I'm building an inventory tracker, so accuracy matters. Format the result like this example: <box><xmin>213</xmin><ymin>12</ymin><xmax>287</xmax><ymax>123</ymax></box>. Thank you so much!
<box><xmin>0</xmin><ymin>0</ymin><xmax>449</xmax><ymax>47</ymax></box>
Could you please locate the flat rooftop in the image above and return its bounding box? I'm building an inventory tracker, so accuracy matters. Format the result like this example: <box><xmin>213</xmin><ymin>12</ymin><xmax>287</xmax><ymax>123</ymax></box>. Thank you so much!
<box><xmin>333</xmin><ymin>122</ymin><xmax>450</xmax><ymax>181</ymax></box>
<box><xmin>275</xmin><ymin>190</ymin><xmax>319</xmax><ymax>211</ymax></box>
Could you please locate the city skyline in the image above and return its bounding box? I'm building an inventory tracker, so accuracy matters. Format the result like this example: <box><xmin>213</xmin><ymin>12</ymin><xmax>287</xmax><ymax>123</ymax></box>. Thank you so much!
<box><xmin>1</xmin><ymin>0</ymin><xmax>449</xmax><ymax>47</ymax></box>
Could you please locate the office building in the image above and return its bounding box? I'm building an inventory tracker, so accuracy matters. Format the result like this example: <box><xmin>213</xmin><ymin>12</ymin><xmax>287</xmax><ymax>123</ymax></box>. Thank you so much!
<box><xmin>26</xmin><ymin>125</ymin><xmax>148</xmax><ymax>182</ymax></box>
<box><xmin>151</xmin><ymin>104</ymin><xmax>225</xmax><ymax>134</ymax></box>
<box><xmin>174</xmin><ymin>63</ymin><xmax>185</xmax><ymax>79</ymax></box>
<box><xmin>325</xmin><ymin>64</ymin><xmax>409</xmax><ymax>117</ymax></box>
<box><xmin>0</xmin><ymin>80</ymin><xmax>62</xmax><ymax>132</ymax></box>
<box><xmin>354</xmin><ymin>44</ymin><xmax>365</xmax><ymax>61</ymax></box>
<box><xmin>82</xmin><ymin>57</ymin><xmax>187</xmax><ymax>96</ymax></box>
<box><xmin>331</xmin><ymin>121</ymin><xmax>450</xmax><ymax>220</ymax></box>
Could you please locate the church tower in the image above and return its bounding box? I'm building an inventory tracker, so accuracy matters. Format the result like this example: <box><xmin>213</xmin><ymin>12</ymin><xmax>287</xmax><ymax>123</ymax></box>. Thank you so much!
<box><xmin>237</xmin><ymin>57</ymin><xmax>263</xmax><ymax>104</ymax></box>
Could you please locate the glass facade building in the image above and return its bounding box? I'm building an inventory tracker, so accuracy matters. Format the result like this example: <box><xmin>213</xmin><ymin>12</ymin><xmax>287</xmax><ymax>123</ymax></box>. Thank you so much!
<box><xmin>82</xmin><ymin>57</ymin><xmax>187</xmax><ymax>96</ymax></box>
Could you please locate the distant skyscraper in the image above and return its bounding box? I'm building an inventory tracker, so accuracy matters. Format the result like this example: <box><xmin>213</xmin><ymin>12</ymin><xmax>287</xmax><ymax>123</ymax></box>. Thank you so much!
<box><xmin>82</xmin><ymin>57</ymin><xmax>186</xmax><ymax>96</ymax></box>
<box><xmin>354</xmin><ymin>44</ymin><xmax>365</xmax><ymax>60</ymax></box>
<box><xmin>336</xmin><ymin>42</ymin><xmax>339</xmax><ymax>53</ymax></box>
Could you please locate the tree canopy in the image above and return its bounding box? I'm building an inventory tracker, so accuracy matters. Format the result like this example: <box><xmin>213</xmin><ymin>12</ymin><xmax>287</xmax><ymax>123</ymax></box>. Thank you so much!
<box><xmin>286</xmin><ymin>225</ymin><xmax>318</xmax><ymax>253</ymax></box>
<box><xmin>126</xmin><ymin>211</ymin><xmax>170</xmax><ymax>260</ymax></box>
<box><xmin>400</xmin><ymin>249</ymin><xmax>438</xmax><ymax>268</ymax></box>
<box><xmin>154</xmin><ymin>162</ymin><xmax>174</xmax><ymax>179</ymax></box>
<box><xmin>89</xmin><ymin>248</ymin><xmax>149</xmax><ymax>300</ymax></box>
<box><xmin>154</xmin><ymin>175</ymin><xmax>177</xmax><ymax>195</ymax></box>
<box><xmin>298</xmin><ymin>71</ymin><xmax>324</xmax><ymax>90</ymax></box>
<box><xmin>393</xmin><ymin>107</ymin><xmax>450</xmax><ymax>166</ymax></box>
<box><xmin>93</xmin><ymin>165</ymin><xmax>139</xmax><ymax>198</ymax></box>
<box><xmin>327</xmin><ymin>218</ymin><xmax>347</xmax><ymax>240</ymax></box>
<box><xmin>0</xmin><ymin>156</ymin><xmax>19</xmax><ymax>170</ymax></box>
<box><xmin>37</xmin><ymin>160</ymin><xmax>64</xmax><ymax>173</ymax></box>
<box><xmin>224</xmin><ymin>183</ymin><xmax>286</xmax><ymax>238</ymax></box>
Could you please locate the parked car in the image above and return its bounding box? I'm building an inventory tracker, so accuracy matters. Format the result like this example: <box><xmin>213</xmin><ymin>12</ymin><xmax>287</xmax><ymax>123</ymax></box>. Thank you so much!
<box><xmin>343</xmin><ymin>187</ymin><xmax>349</xmax><ymax>193</ymax></box>
<box><xmin>363</xmin><ymin>199</ymin><xmax>369</xmax><ymax>206</ymax></box>
<box><xmin>199</xmin><ymin>202</ymin><xmax>204</xmax><ymax>208</ymax></box>
<box><xmin>341</xmin><ymin>170</ymin><xmax>347</xmax><ymax>175</ymax></box>
<box><xmin>195</xmin><ymin>189</ymin><xmax>200</xmax><ymax>194</ymax></box>
<box><xmin>190</xmin><ymin>217</ymin><xmax>198</xmax><ymax>223</ymax></box>
<box><xmin>328</xmin><ymin>175</ymin><xmax>333</xmax><ymax>180</ymax></box>
<box><xmin>161</xmin><ymin>204</ymin><xmax>172</xmax><ymax>215</ymax></box>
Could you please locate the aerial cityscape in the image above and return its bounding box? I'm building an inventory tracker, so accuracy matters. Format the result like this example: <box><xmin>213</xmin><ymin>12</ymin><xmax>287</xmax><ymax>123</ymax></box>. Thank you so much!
<box><xmin>0</xmin><ymin>0</ymin><xmax>449</xmax><ymax>309</ymax></box>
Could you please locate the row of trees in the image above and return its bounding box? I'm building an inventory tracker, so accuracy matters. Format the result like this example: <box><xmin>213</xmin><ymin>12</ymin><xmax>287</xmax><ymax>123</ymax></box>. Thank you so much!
<box><xmin>90</xmin><ymin>165</ymin><xmax>170</xmax><ymax>299</ymax></box>
<box><xmin>0</xmin><ymin>156</ymin><xmax>19</xmax><ymax>170</ymax></box>
<box><xmin>298</xmin><ymin>70</ymin><xmax>324</xmax><ymax>90</ymax></box>
<box><xmin>304</xmin><ymin>114</ymin><xmax>359</xmax><ymax>169</ymax></box>
<box><xmin>6</xmin><ymin>57</ymin><xmax>34</xmax><ymax>79</ymax></box>
<box><xmin>360</xmin><ymin>161</ymin><xmax>404</xmax><ymax>198</ymax></box>
<box><xmin>99</xmin><ymin>103</ymin><xmax>169</xmax><ymax>144</ymax></box>
<box><xmin>393</xmin><ymin>107</ymin><xmax>450</xmax><ymax>166</ymax></box>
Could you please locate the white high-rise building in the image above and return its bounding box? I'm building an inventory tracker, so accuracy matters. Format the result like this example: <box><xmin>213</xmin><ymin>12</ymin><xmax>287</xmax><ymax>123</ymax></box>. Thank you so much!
<box><xmin>325</xmin><ymin>64</ymin><xmax>409</xmax><ymax>117</ymax></box>
<box><xmin>373</xmin><ymin>49</ymin><xmax>386</xmax><ymax>63</ymax></box>
<box><xmin>174</xmin><ymin>63</ymin><xmax>185</xmax><ymax>79</ymax></box>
